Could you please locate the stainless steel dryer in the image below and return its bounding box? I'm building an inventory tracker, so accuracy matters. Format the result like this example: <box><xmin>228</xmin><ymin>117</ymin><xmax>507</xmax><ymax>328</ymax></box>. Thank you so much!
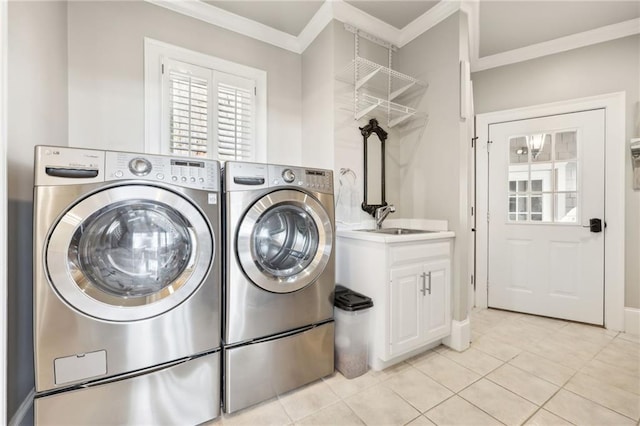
<box><xmin>223</xmin><ymin>161</ymin><xmax>335</xmax><ymax>413</ymax></box>
<box><xmin>33</xmin><ymin>146</ymin><xmax>221</xmax><ymax>425</ymax></box>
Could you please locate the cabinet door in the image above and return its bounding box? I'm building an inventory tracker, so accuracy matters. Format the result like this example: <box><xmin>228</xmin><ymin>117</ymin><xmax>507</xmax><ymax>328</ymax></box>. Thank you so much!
<box><xmin>388</xmin><ymin>264</ymin><xmax>424</xmax><ymax>358</ymax></box>
<box><xmin>423</xmin><ymin>259</ymin><xmax>451</xmax><ymax>342</ymax></box>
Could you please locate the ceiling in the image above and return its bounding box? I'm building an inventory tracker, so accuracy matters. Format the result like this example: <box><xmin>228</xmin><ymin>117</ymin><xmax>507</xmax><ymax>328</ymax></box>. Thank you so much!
<box><xmin>187</xmin><ymin>0</ymin><xmax>640</xmax><ymax>69</ymax></box>
<box><xmin>204</xmin><ymin>1</ymin><xmax>324</xmax><ymax>36</ymax></box>
<box><xmin>204</xmin><ymin>0</ymin><xmax>440</xmax><ymax>35</ymax></box>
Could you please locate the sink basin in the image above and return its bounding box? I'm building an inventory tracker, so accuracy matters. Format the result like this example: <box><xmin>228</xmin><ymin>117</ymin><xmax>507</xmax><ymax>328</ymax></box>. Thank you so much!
<box><xmin>355</xmin><ymin>227</ymin><xmax>439</xmax><ymax>235</ymax></box>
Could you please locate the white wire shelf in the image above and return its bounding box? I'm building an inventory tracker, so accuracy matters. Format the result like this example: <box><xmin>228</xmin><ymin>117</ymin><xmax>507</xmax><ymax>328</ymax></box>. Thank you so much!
<box><xmin>356</xmin><ymin>93</ymin><xmax>426</xmax><ymax>128</ymax></box>
<box><xmin>337</xmin><ymin>56</ymin><xmax>427</xmax><ymax>102</ymax></box>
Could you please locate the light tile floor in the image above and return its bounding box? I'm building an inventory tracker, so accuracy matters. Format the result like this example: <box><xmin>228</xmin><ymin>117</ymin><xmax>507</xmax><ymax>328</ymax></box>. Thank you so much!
<box><xmin>212</xmin><ymin>309</ymin><xmax>640</xmax><ymax>425</ymax></box>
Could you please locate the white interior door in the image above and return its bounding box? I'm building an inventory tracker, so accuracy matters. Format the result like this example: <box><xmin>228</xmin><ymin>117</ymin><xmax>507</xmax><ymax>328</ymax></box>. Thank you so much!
<box><xmin>487</xmin><ymin>109</ymin><xmax>605</xmax><ymax>325</ymax></box>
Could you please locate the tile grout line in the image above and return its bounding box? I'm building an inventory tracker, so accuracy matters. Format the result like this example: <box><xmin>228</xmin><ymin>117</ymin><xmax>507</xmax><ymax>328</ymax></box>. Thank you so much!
<box><xmin>267</xmin><ymin>310</ymin><xmax>637</xmax><ymax>426</ymax></box>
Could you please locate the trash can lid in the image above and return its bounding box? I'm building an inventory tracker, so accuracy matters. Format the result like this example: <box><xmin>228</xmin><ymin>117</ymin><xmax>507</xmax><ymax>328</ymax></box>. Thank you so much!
<box><xmin>334</xmin><ymin>284</ymin><xmax>373</xmax><ymax>311</ymax></box>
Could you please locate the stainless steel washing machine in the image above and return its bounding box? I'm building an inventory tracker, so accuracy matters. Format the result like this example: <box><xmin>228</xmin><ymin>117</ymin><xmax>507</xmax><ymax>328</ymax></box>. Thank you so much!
<box><xmin>223</xmin><ymin>161</ymin><xmax>335</xmax><ymax>413</ymax></box>
<box><xmin>33</xmin><ymin>146</ymin><xmax>221</xmax><ymax>425</ymax></box>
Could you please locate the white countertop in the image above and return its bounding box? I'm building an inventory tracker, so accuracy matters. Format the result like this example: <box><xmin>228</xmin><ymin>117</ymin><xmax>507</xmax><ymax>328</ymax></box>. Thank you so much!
<box><xmin>336</xmin><ymin>218</ymin><xmax>455</xmax><ymax>243</ymax></box>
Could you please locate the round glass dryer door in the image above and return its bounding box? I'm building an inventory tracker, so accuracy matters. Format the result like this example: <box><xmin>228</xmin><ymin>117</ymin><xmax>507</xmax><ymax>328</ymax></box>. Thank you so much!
<box><xmin>237</xmin><ymin>189</ymin><xmax>333</xmax><ymax>293</ymax></box>
<box><xmin>46</xmin><ymin>185</ymin><xmax>213</xmax><ymax>322</ymax></box>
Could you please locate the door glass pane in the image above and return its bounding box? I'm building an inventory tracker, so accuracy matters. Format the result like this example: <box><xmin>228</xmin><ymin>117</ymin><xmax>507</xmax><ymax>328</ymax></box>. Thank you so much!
<box><xmin>555</xmin><ymin>161</ymin><xmax>577</xmax><ymax>191</ymax></box>
<box><xmin>530</xmin><ymin>193</ymin><xmax>552</xmax><ymax>222</ymax></box>
<box><xmin>69</xmin><ymin>201</ymin><xmax>193</xmax><ymax>298</ymax></box>
<box><xmin>530</xmin><ymin>134</ymin><xmax>551</xmax><ymax>162</ymax></box>
<box><xmin>531</xmin><ymin>179</ymin><xmax>543</xmax><ymax>192</ymax></box>
<box><xmin>509</xmin><ymin>195</ymin><xmax>528</xmax><ymax>222</ymax></box>
<box><xmin>508</xmin><ymin>164</ymin><xmax>528</xmax><ymax>192</ymax></box>
<box><xmin>555</xmin><ymin>192</ymin><xmax>578</xmax><ymax>222</ymax></box>
<box><xmin>530</xmin><ymin>163</ymin><xmax>553</xmax><ymax>191</ymax></box>
<box><xmin>509</xmin><ymin>136</ymin><xmax>529</xmax><ymax>164</ymax></box>
<box><xmin>253</xmin><ymin>205</ymin><xmax>319</xmax><ymax>278</ymax></box>
<box><xmin>555</xmin><ymin>131</ymin><xmax>577</xmax><ymax>160</ymax></box>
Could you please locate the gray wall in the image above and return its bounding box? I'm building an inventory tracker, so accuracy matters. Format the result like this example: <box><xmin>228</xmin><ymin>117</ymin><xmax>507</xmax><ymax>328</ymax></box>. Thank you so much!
<box><xmin>7</xmin><ymin>0</ymin><xmax>68</xmax><ymax>420</ymax></box>
<box><xmin>301</xmin><ymin>21</ymin><xmax>335</xmax><ymax>170</ymax></box>
<box><xmin>6</xmin><ymin>0</ymin><xmax>305</xmax><ymax>419</ymax></box>
<box><xmin>479</xmin><ymin>1</ymin><xmax>640</xmax><ymax>57</ymax></box>
<box><xmin>301</xmin><ymin>16</ymin><xmax>472</xmax><ymax>321</ymax></box>
<box><xmin>301</xmin><ymin>20</ymin><xmax>399</xmax><ymax>225</ymax></box>
<box><xmin>395</xmin><ymin>13</ymin><xmax>470</xmax><ymax>321</ymax></box>
<box><xmin>67</xmin><ymin>0</ymin><xmax>302</xmax><ymax>164</ymax></box>
<box><xmin>472</xmin><ymin>35</ymin><xmax>640</xmax><ymax>309</ymax></box>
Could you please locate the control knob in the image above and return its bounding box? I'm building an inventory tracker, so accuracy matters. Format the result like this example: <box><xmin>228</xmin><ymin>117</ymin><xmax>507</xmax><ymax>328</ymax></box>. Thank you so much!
<box><xmin>128</xmin><ymin>158</ymin><xmax>152</xmax><ymax>176</ymax></box>
<box><xmin>282</xmin><ymin>169</ymin><xmax>296</xmax><ymax>183</ymax></box>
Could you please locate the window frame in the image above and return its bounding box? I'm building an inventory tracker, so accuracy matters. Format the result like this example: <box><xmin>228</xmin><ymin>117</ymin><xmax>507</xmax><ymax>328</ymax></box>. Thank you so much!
<box><xmin>144</xmin><ymin>38</ymin><xmax>267</xmax><ymax>162</ymax></box>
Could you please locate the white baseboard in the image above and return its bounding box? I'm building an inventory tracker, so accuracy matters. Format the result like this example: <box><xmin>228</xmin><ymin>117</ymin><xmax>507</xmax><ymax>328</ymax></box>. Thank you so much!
<box><xmin>443</xmin><ymin>318</ymin><xmax>471</xmax><ymax>352</ymax></box>
<box><xmin>624</xmin><ymin>307</ymin><xmax>640</xmax><ymax>336</ymax></box>
<box><xmin>8</xmin><ymin>388</ymin><xmax>34</xmax><ymax>426</ymax></box>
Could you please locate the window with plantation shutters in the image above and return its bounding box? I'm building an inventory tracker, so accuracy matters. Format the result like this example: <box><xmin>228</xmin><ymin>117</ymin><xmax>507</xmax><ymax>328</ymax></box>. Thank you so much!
<box><xmin>215</xmin><ymin>73</ymin><xmax>255</xmax><ymax>161</ymax></box>
<box><xmin>150</xmin><ymin>46</ymin><xmax>265</xmax><ymax>162</ymax></box>
<box><xmin>166</xmin><ymin>64</ymin><xmax>211</xmax><ymax>158</ymax></box>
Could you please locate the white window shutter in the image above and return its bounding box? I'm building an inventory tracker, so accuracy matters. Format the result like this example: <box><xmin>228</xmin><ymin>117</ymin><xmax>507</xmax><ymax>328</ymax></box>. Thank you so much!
<box><xmin>214</xmin><ymin>71</ymin><xmax>256</xmax><ymax>162</ymax></box>
<box><xmin>162</xmin><ymin>59</ymin><xmax>213</xmax><ymax>158</ymax></box>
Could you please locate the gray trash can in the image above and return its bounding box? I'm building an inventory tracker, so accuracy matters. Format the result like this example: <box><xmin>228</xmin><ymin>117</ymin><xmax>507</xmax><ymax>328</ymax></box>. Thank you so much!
<box><xmin>334</xmin><ymin>285</ymin><xmax>374</xmax><ymax>379</ymax></box>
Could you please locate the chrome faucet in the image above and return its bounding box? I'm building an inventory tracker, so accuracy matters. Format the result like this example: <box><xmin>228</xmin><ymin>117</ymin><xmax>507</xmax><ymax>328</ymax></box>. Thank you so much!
<box><xmin>375</xmin><ymin>204</ymin><xmax>396</xmax><ymax>229</ymax></box>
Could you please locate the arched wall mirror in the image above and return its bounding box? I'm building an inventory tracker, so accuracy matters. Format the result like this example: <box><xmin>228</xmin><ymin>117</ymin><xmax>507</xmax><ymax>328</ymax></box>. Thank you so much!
<box><xmin>360</xmin><ymin>118</ymin><xmax>388</xmax><ymax>216</ymax></box>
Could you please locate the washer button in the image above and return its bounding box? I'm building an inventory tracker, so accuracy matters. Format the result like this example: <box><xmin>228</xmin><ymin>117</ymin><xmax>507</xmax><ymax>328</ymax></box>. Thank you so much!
<box><xmin>156</xmin><ymin>173</ymin><xmax>164</xmax><ymax>180</ymax></box>
<box><xmin>172</xmin><ymin>176</ymin><xmax>178</xmax><ymax>182</ymax></box>
<box><xmin>114</xmin><ymin>170</ymin><xmax>123</xmax><ymax>178</ymax></box>
<box><xmin>181</xmin><ymin>176</ymin><xmax>187</xmax><ymax>182</ymax></box>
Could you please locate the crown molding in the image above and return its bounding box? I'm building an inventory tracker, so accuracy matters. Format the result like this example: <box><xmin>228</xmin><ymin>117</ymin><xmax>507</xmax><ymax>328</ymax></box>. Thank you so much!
<box><xmin>398</xmin><ymin>0</ymin><xmax>462</xmax><ymax>47</ymax></box>
<box><xmin>145</xmin><ymin>0</ymin><xmax>300</xmax><ymax>52</ymax></box>
<box><xmin>297</xmin><ymin>1</ymin><xmax>335</xmax><ymax>53</ymax></box>
<box><xmin>145</xmin><ymin>0</ymin><xmax>464</xmax><ymax>54</ymax></box>
<box><xmin>146</xmin><ymin>0</ymin><xmax>639</xmax><ymax>70</ymax></box>
<box><xmin>331</xmin><ymin>0</ymin><xmax>401</xmax><ymax>47</ymax></box>
<box><xmin>472</xmin><ymin>17</ymin><xmax>640</xmax><ymax>72</ymax></box>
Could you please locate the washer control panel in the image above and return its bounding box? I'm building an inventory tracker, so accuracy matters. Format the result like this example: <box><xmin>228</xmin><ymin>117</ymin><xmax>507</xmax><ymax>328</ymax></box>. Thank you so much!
<box><xmin>105</xmin><ymin>152</ymin><xmax>219</xmax><ymax>191</ymax></box>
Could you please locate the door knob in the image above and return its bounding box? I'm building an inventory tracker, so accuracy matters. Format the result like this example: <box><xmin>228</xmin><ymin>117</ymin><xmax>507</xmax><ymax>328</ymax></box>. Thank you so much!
<box><xmin>582</xmin><ymin>218</ymin><xmax>603</xmax><ymax>233</ymax></box>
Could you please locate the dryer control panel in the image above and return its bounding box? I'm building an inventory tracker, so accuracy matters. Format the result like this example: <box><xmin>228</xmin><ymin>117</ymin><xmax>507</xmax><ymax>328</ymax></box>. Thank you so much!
<box><xmin>268</xmin><ymin>165</ymin><xmax>333</xmax><ymax>194</ymax></box>
<box><xmin>225</xmin><ymin>161</ymin><xmax>333</xmax><ymax>194</ymax></box>
<box><xmin>105</xmin><ymin>152</ymin><xmax>220</xmax><ymax>191</ymax></box>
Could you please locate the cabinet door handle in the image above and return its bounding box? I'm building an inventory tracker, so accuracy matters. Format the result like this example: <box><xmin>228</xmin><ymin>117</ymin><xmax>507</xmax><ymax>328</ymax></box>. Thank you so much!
<box><xmin>420</xmin><ymin>272</ymin><xmax>427</xmax><ymax>296</ymax></box>
<box><xmin>426</xmin><ymin>271</ymin><xmax>432</xmax><ymax>295</ymax></box>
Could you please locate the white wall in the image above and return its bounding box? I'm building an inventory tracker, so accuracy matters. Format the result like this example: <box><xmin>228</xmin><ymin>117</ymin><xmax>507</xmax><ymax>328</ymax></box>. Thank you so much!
<box><xmin>7</xmin><ymin>0</ymin><xmax>69</xmax><ymax>421</ymax></box>
<box><xmin>67</xmin><ymin>0</ymin><xmax>302</xmax><ymax>165</ymax></box>
<box><xmin>472</xmin><ymin>34</ymin><xmax>640</xmax><ymax>309</ymax></box>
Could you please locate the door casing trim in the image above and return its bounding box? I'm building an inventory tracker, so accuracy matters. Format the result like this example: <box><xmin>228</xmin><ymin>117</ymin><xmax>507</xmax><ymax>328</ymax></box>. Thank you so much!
<box><xmin>475</xmin><ymin>92</ymin><xmax>625</xmax><ymax>331</ymax></box>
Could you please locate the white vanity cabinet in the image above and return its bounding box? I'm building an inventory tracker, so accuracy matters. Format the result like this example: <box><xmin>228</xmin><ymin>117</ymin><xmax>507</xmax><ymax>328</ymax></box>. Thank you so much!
<box><xmin>336</xmin><ymin>231</ymin><xmax>453</xmax><ymax>370</ymax></box>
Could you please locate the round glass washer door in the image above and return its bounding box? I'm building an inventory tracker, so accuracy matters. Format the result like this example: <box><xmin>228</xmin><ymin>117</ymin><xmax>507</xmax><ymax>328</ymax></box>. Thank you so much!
<box><xmin>46</xmin><ymin>185</ymin><xmax>213</xmax><ymax>322</ymax></box>
<box><xmin>237</xmin><ymin>189</ymin><xmax>333</xmax><ymax>293</ymax></box>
